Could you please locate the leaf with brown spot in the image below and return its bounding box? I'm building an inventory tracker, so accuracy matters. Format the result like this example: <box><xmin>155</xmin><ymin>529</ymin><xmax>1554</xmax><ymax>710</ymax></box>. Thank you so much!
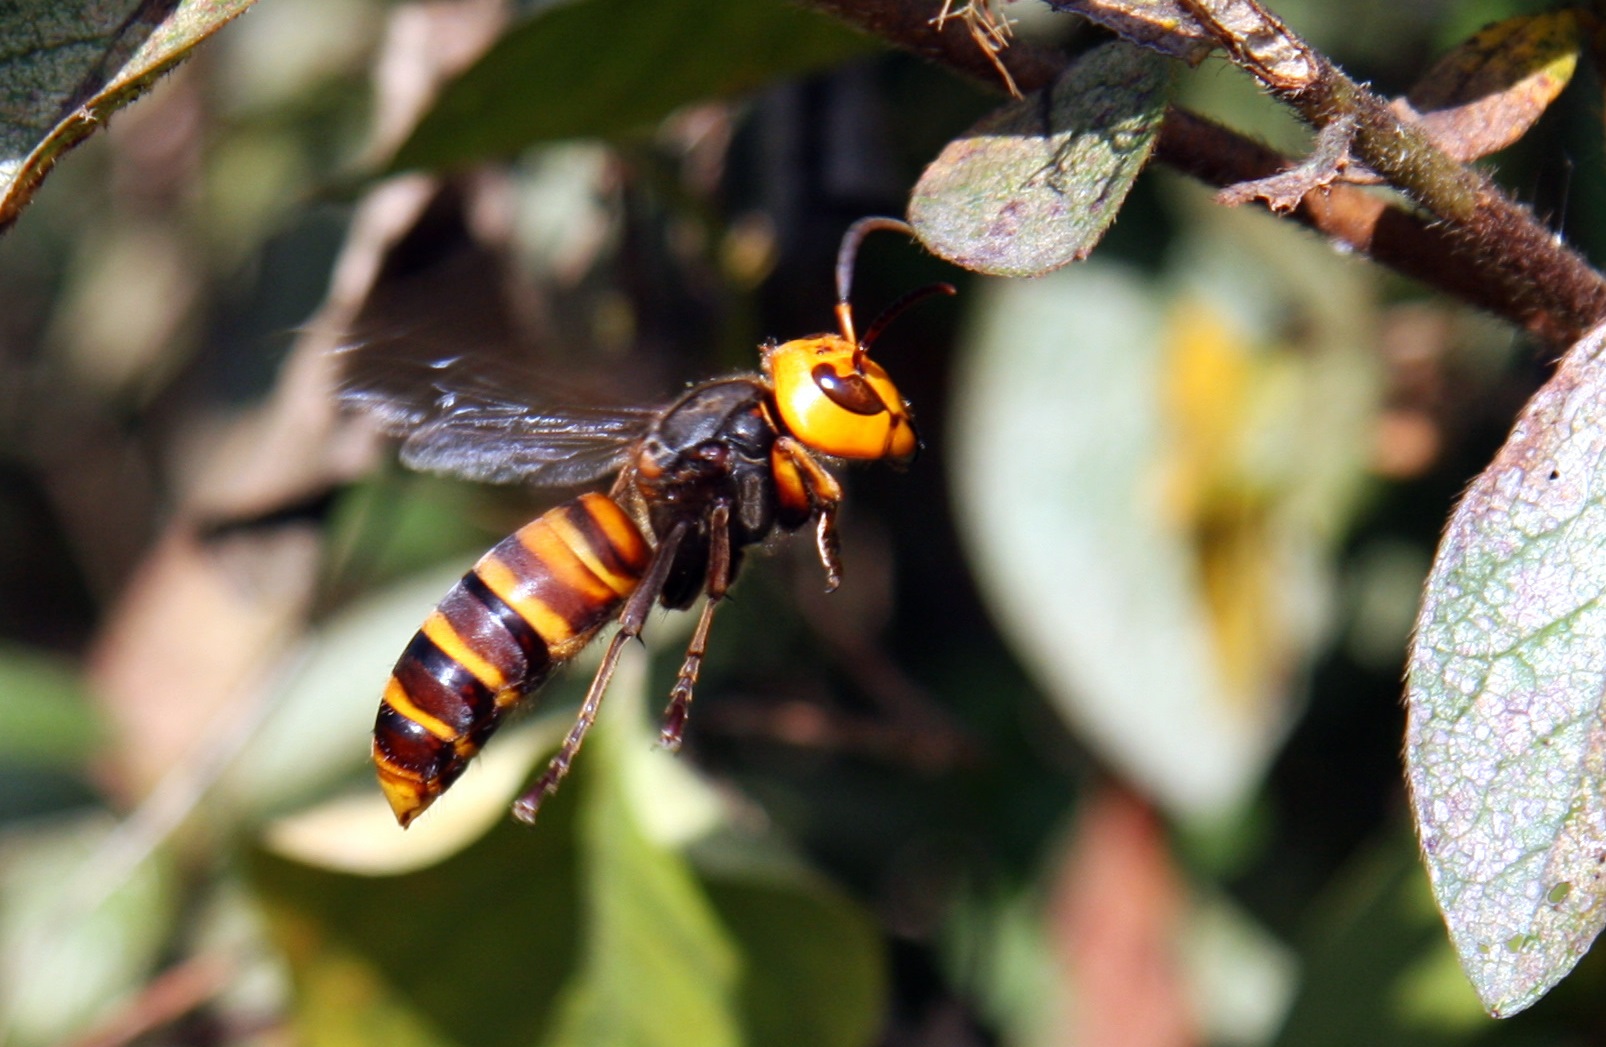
<box><xmin>1396</xmin><ymin>11</ymin><xmax>1585</xmax><ymax>163</ymax></box>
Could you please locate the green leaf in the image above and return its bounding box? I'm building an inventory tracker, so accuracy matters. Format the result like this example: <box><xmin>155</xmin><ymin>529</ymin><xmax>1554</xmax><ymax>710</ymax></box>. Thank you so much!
<box><xmin>540</xmin><ymin>677</ymin><xmax>742</xmax><ymax>1047</ymax></box>
<box><xmin>253</xmin><ymin>782</ymin><xmax>586</xmax><ymax>1047</ymax></box>
<box><xmin>254</xmin><ymin>646</ymin><xmax>885</xmax><ymax>1047</ymax></box>
<box><xmin>0</xmin><ymin>643</ymin><xmax>99</xmax><ymax>767</ymax></box>
<box><xmin>389</xmin><ymin>0</ymin><xmax>880</xmax><ymax>172</ymax></box>
<box><xmin>707</xmin><ymin>871</ymin><xmax>884</xmax><ymax>1047</ymax></box>
<box><xmin>0</xmin><ymin>0</ymin><xmax>259</xmax><ymax>233</ymax></box>
<box><xmin>540</xmin><ymin>657</ymin><xmax>886</xmax><ymax>1047</ymax></box>
<box><xmin>953</xmin><ymin>262</ymin><xmax>1263</xmax><ymax>816</ymax></box>
<box><xmin>908</xmin><ymin>40</ymin><xmax>1171</xmax><ymax>278</ymax></box>
<box><xmin>1407</xmin><ymin>322</ymin><xmax>1606</xmax><ymax>1017</ymax></box>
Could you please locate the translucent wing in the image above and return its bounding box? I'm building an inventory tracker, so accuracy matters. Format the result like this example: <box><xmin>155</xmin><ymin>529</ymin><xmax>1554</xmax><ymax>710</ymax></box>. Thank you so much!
<box><xmin>337</xmin><ymin>349</ymin><xmax>660</xmax><ymax>488</ymax></box>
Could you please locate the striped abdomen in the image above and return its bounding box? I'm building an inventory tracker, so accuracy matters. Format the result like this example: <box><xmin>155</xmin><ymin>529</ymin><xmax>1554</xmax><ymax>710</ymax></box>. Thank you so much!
<box><xmin>372</xmin><ymin>492</ymin><xmax>652</xmax><ymax>827</ymax></box>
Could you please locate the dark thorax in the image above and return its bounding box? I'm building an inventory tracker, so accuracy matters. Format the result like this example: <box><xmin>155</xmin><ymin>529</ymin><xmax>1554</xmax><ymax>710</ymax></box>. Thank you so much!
<box><xmin>631</xmin><ymin>378</ymin><xmax>794</xmax><ymax>609</ymax></box>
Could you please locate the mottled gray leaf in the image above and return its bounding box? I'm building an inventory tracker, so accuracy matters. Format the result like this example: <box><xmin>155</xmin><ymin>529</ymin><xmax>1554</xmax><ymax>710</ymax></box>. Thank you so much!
<box><xmin>909</xmin><ymin>40</ymin><xmax>1170</xmax><ymax>278</ymax></box>
<box><xmin>1407</xmin><ymin>320</ymin><xmax>1606</xmax><ymax>1017</ymax></box>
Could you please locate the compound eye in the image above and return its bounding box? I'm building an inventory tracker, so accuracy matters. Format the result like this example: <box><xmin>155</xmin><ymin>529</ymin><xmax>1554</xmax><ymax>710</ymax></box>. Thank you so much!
<box><xmin>811</xmin><ymin>363</ymin><xmax>885</xmax><ymax>416</ymax></box>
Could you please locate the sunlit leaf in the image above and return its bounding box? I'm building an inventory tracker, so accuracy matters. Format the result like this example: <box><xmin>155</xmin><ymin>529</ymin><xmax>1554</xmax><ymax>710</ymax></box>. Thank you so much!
<box><xmin>0</xmin><ymin>0</ymin><xmax>259</xmax><ymax>232</ymax></box>
<box><xmin>950</xmin><ymin>222</ymin><xmax>1376</xmax><ymax>819</ymax></box>
<box><xmin>255</xmin><ymin>783</ymin><xmax>585</xmax><ymax>1047</ymax></box>
<box><xmin>952</xmin><ymin>264</ymin><xmax>1258</xmax><ymax>817</ymax></box>
<box><xmin>389</xmin><ymin>0</ymin><xmax>879</xmax><ymax>172</ymax></box>
<box><xmin>909</xmin><ymin>40</ymin><xmax>1170</xmax><ymax>278</ymax></box>
<box><xmin>1406</xmin><ymin>320</ymin><xmax>1606</xmax><ymax>1017</ymax></box>
<box><xmin>544</xmin><ymin>660</ymin><xmax>885</xmax><ymax>1047</ymax></box>
<box><xmin>259</xmin><ymin>717</ymin><xmax>567</xmax><ymax>876</ymax></box>
<box><xmin>1181</xmin><ymin>891</ymin><xmax>1298</xmax><ymax>1045</ymax></box>
<box><xmin>1397</xmin><ymin>11</ymin><xmax>1584</xmax><ymax>163</ymax></box>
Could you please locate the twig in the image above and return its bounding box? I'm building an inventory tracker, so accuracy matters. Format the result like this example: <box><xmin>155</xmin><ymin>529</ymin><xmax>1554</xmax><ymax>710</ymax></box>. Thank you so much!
<box><xmin>1153</xmin><ymin>109</ymin><xmax>1559</xmax><ymax>340</ymax></box>
<box><xmin>1177</xmin><ymin>0</ymin><xmax>1606</xmax><ymax>346</ymax></box>
<box><xmin>804</xmin><ymin>0</ymin><xmax>1606</xmax><ymax>346</ymax></box>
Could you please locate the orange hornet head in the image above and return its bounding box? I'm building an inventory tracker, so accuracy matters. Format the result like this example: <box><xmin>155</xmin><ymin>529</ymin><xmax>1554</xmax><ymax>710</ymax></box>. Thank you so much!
<box><xmin>763</xmin><ymin>217</ymin><xmax>952</xmax><ymax>461</ymax></box>
<box><xmin>763</xmin><ymin>329</ymin><xmax>918</xmax><ymax>460</ymax></box>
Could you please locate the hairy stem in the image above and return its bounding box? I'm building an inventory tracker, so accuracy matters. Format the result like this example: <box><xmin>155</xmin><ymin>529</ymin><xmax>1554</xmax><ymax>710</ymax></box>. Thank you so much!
<box><xmin>805</xmin><ymin>0</ymin><xmax>1606</xmax><ymax>346</ymax></box>
<box><xmin>1154</xmin><ymin>109</ymin><xmax>1538</xmax><ymax>333</ymax></box>
<box><xmin>1179</xmin><ymin>0</ymin><xmax>1606</xmax><ymax>345</ymax></box>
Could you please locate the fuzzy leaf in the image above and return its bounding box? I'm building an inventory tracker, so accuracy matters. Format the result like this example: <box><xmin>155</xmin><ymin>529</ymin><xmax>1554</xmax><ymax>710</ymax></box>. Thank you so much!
<box><xmin>1407</xmin><ymin>320</ymin><xmax>1606</xmax><ymax>1017</ymax></box>
<box><xmin>909</xmin><ymin>40</ymin><xmax>1170</xmax><ymax>278</ymax></box>
<box><xmin>0</xmin><ymin>0</ymin><xmax>258</xmax><ymax>232</ymax></box>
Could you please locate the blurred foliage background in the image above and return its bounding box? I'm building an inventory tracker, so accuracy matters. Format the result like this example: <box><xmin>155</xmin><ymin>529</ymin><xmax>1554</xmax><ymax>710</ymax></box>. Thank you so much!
<box><xmin>0</xmin><ymin>0</ymin><xmax>1600</xmax><ymax>1044</ymax></box>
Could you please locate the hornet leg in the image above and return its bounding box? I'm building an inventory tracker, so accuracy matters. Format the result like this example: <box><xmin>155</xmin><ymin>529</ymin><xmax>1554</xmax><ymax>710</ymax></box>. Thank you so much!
<box><xmin>512</xmin><ymin>521</ymin><xmax>689</xmax><ymax>823</ymax></box>
<box><xmin>660</xmin><ymin>501</ymin><xmax>732</xmax><ymax>750</ymax></box>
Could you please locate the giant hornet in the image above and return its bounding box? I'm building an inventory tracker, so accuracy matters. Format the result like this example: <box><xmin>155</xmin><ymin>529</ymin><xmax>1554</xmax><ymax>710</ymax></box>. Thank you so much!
<box><xmin>342</xmin><ymin>217</ymin><xmax>950</xmax><ymax>828</ymax></box>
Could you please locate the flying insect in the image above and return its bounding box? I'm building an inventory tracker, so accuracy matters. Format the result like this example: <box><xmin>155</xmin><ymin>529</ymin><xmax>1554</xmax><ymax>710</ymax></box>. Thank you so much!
<box><xmin>342</xmin><ymin>217</ymin><xmax>949</xmax><ymax>828</ymax></box>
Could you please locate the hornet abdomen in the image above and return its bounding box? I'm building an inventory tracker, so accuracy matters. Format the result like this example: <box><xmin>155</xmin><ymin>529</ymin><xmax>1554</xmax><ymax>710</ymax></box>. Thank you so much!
<box><xmin>371</xmin><ymin>492</ymin><xmax>651</xmax><ymax>826</ymax></box>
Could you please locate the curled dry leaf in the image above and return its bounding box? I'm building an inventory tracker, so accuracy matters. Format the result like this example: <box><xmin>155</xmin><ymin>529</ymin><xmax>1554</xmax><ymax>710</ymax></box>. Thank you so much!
<box><xmin>1165</xmin><ymin>0</ymin><xmax>1318</xmax><ymax>91</ymax></box>
<box><xmin>1041</xmin><ymin>0</ymin><xmax>1216</xmax><ymax>65</ymax></box>
<box><xmin>1216</xmin><ymin>113</ymin><xmax>1356</xmax><ymax>211</ymax></box>
<box><xmin>1408</xmin><ymin>320</ymin><xmax>1606</xmax><ymax>1017</ymax></box>
<box><xmin>909</xmin><ymin>40</ymin><xmax>1171</xmax><ymax>278</ymax></box>
<box><xmin>1395</xmin><ymin>11</ymin><xmax>1584</xmax><ymax>164</ymax></box>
